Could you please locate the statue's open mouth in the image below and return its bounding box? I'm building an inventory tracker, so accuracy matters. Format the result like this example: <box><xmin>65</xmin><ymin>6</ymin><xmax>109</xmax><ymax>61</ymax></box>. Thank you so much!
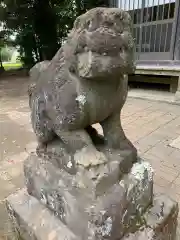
<box><xmin>77</xmin><ymin>50</ymin><xmax>135</xmax><ymax>79</ymax></box>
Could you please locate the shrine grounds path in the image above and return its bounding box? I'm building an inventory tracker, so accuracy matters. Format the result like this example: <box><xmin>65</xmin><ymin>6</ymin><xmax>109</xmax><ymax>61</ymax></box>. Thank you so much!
<box><xmin>0</xmin><ymin>76</ymin><xmax>180</xmax><ymax>238</ymax></box>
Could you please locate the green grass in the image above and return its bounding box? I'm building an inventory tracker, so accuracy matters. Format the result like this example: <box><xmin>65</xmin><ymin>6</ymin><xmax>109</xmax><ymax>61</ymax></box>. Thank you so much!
<box><xmin>2</xmin><ymin>62</ymin><xmax>22</xmax><ymax>71</ymax></box>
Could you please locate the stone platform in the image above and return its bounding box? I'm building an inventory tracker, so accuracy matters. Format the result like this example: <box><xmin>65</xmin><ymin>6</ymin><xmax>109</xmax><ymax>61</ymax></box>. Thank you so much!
<box><xmin>6</xmin><ymin>155</ymin><xmax>178</xmax><ymax>240</ymax></box>
<box><xmin>7</xmin><ymin>189</ymin><xmax>79</xmax><ymax>240</ymax></box>
<box><xmin>6</xmin><ymin>189</ymin><xmax>178</xmax><ymax>240</ymax></box>
<box><xmin>23</xmin><ymin>154</ymin><xmax>152</xmax><ymax>239</ymax></box>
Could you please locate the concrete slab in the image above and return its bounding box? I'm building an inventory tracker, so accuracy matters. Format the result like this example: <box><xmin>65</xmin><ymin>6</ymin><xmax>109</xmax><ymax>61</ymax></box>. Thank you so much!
<box><xmin>128</xmin><ymin>89</ymin><xmax>175</xmax><ymax>104</ymax></box>
<box><xmin>169</xmin><ymin>136</ymin><xmax>180</xmax><ymax>150</ymax></box>
<box><xmin>6</xmin><ymin>189</ymin><xmax>79</xmax><ymax>240</ymax></box>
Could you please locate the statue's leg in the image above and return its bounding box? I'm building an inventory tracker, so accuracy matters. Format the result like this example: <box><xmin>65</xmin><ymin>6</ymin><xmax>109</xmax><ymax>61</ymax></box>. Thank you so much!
<box><xmin>100</xmin><ymin>112</ymin><xmax>137</xmax><ymax>156</ymax></box>
<box><xmin>28</xmin><ymin>83</ymin><xmax>36</xmax><ymax>109</ymax></box>
<box><xmin>31</xmin><ymin>96</ymin><xmax>55</xmax><ymax>154</ymax></box>
<box><xmin>53</xmin><ymin>123</ymin><xmax>107</xmax><ymax>167</ymax></box>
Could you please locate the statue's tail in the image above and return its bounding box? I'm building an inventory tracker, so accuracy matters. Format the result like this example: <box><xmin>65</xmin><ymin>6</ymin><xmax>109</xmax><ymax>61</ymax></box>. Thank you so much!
<box><xmin>28</xmin><ymin>61</ymin><xmax>50</xmax><ymax>108</ymax></box>
<box><xmin>29</xmin><ymin>61</ymin><xmax>50</xmax><ymax>82</ymax></box>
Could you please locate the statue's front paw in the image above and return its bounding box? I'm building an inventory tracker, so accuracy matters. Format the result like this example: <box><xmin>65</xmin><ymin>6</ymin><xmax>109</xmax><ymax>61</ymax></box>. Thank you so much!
<box><xmin>74</xmin><ymin>147</ymin><xmax>108</xmax><ymax>168</ymax></box>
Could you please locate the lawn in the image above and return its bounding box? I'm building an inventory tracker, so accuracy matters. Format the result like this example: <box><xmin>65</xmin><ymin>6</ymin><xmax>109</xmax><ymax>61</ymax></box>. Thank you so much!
<box><xmin>2</xmin><ymin>62</ymin><xmax>22</xmax><ymax>71</ymax></box>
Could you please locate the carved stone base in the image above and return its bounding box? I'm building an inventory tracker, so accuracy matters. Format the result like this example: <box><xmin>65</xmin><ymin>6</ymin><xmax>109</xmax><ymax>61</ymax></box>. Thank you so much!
<box><xmin>122</xmin><ymin>194</ymin><xmax>178</xmax><ymax>240</ymax></box>
<box><xmin>23</xmin><ymin>154</ymin><xmax>153</xmax><ymax>239</ymax></box>
<box><xmin>6</xmin><ymin>154</ymin><xmax>178</xmax><ymax>240</ymax></box>
<box><xmin>6</xmin><ymin>190</ymin><xmax>178</xmax><ymax>240</ymax></box>
<box><xmin>6</xmin><ymin>189</ymin><xmax>79</xmax><ymax>240</ymax></box>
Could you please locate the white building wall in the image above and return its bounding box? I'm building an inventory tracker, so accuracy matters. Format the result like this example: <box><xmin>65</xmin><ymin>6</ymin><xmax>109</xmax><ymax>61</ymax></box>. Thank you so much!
<box><xmin>117</xmin><ymin>0</ymin><xmax>175</xmax><ymax>10</ymax></box>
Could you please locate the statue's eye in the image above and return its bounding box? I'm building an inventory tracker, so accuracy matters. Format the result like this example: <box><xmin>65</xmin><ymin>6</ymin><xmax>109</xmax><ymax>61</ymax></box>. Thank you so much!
<box><xmin>86</xmin><ymin>20</ymin><xmax>91</xmax><ymax>27</ymax></box>
<box><xmin>88</xmin><ymin>21</ymin><xmax>97</xmax><ymax>32</ymax></box>
<box><xmin>86</xmin><ymin>20</ymin><xmax>94</xmax><ymax>31</ymax></box>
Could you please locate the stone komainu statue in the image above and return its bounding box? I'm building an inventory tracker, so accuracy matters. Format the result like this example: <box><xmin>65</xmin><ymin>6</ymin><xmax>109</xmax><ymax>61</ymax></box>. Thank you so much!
<box><xmin>28</xmin><ymin>7</ymin><xmax>137</xmax><ymax>167</ymax></box>
<box><xmin>7</xmin><ymin>8</ymin><xmax>178</xmax><ymax>240</ymax></box>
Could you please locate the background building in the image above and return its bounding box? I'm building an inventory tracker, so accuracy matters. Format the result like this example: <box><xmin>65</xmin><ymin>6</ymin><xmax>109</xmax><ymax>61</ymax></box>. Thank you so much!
<box><xmin>111</xmin><ymin>0</ymin><xmax>179</xmax><ymax>61</ymax></box>
<box><xmin>110</xmin><ymin>0</ymin><xmax>180</xmax><ymax>102</ymax></box>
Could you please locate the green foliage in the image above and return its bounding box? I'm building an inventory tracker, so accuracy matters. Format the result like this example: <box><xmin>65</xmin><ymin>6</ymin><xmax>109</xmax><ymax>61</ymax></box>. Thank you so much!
<box><xmin>0</xmin><ymin>25</ymin><xmax>11</xmax><ymax>68</ymax></box>
<box><xmin>3</xmin><ymin>61</ymin><xmax>22</xmax><ymax>70</ymax></box>
<box><xmin>1</xmin><ymin>47</ymin><xmax>13</xmax><ymax>61</ymax></box>
<box><xmin>0</xmin><ymin>0</ymin><xmax>109</xmax><ymax>68</ymax></box>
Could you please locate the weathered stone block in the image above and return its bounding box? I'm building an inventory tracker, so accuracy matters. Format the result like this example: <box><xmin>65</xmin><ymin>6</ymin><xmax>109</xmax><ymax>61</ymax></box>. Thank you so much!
<box><xmin>144</xmin><ymin>194</ymin><xmax>178</xmax><ymax>240</ymax></box>
<box><xmin>6</xmin><ymin>189</ymin><xmax>79</xmax><ymax>240</ymax></box>
<box><xmin>122</xmin><ymin>194</ymin><xmax>179</xmax><ymax>240</ymax></box>
<box><xmin>6</xmin><ymin>158</ymin><xmax>178</xmax><ymax>240</ymax></box>
<box><xmin>24</xmin><ymin>154</ymin><xmax>153</xmax><ymax>239</ymax></box>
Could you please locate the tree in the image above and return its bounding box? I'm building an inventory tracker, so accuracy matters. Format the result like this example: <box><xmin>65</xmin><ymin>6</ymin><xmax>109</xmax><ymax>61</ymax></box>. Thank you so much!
<box><xmin>75</xmin><ymin>0</ymin><xmax>109</xmax><ymax>16</ymax></box>
<box><xmin>0</xmin><ymin>26</ymin><xmax>11</xmax><ymax>71</ymax></box>
<box><xmin>1</xmin><ymin>46</ymin><xmax>13</xmax><ymax>61</ymax></box>
<box><xmin>0</xmin><ymin>35</ymin><xmax>4</xmax><ymax>69</ymax></box>
<box><xmin>0</xmin><ymin>0</ymin><xmax>109</xmax><ymax>68</ymax></box>
<box><xmin>0</xmin><ymin>0</ymin><xmax>45</xmax><ymax>67</ymax></box>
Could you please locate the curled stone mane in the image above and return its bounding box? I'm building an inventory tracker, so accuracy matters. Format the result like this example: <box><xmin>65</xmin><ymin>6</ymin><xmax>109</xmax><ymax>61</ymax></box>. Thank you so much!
<box><xmin>62</xmin><ymin>7</ymin><xmax>134</xmax><ymax>74</ymax></box>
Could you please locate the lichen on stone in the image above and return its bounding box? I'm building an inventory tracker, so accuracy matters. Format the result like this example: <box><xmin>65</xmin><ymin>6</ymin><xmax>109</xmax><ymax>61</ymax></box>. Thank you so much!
<box><xmin>101</xmin><ymin>217</ymin><xmax>112</xmax><ymax>237</ymax></box>
<box><xmin>75</xmin><ymin>95</ymin><xmax>86</xmax><ymax>105</ymax></box>
<box><xmin>67</xmin><ymin>160</ymin><xmax>72</xmax><ymax>168</ymax></box>
<box><xmin>131</xmin><ymin>161</ymin><xmax>154</xmax><ymax>182</ymax></box>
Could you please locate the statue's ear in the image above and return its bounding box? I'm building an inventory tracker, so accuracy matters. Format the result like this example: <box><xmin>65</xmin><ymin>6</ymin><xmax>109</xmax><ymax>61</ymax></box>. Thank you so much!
<box><xmin>74</xmin><ymin>17</ymin><xmax>81</xmax><ymax>30</ymax></box>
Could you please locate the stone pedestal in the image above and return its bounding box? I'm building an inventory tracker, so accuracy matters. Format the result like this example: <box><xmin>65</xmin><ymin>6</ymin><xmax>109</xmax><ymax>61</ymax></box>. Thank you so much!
<box><xmin>6</xmin><ymin>153</ymin><xmax>178</xmax><ymax>240</ymax></box>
